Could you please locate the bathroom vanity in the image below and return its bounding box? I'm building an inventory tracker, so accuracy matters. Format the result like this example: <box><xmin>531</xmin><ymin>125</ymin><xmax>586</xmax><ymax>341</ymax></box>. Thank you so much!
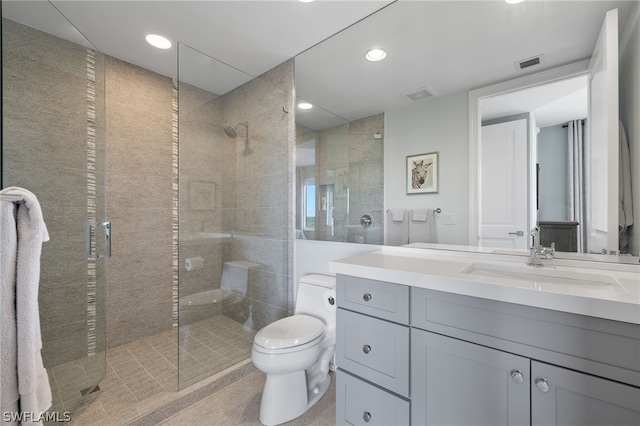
<box><xmin>330</xmin><ymin>247</ymin><xmax>640</xmax><ymax>425</ymax></box>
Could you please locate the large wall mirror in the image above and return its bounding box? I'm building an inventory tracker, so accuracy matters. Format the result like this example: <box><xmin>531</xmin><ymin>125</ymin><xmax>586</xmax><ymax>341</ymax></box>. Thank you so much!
<box><xmin>295</xmin><ymin>0</ymin><xmax>639</xmax><ymax>261</ymax></box>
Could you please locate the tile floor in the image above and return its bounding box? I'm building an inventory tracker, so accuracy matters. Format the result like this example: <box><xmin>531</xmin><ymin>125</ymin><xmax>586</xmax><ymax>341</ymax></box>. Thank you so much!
<box><xmin>46</xmin><ymin>315</ymin><xmax>312</xmax><ymax>425</ymax></box>
<box><xmin>178</xmin><ymin>316</ymin><xmax>256</xmax><ymax>389</ymax></box>
<box><xmin>158</xmin><ymin>370</ymin><xmax>336</xmax><ymax>426</ymax></box>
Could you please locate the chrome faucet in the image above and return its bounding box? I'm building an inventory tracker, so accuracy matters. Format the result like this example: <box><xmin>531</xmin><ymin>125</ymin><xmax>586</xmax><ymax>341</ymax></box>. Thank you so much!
<box><xmin>529</xmin><ymin>226</ymin><xmax>555</xmax><ymax>266</ymax></box>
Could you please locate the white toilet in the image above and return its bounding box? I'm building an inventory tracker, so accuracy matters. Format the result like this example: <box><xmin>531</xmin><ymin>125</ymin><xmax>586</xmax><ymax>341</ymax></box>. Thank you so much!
<box><xmin>251</xmin><ymin>274</ymin><xmax>336</xmax><ymax>426</ymax></box>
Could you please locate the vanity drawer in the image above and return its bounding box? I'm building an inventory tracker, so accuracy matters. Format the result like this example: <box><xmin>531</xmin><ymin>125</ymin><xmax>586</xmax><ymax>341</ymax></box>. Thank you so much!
<box><xmin>336</xmin><ymin>370</ymin><xmax>410</xmax><ymax>426</ymax></box>
<box><xmin>337</xmin><ymin>308</ymin><xmax>410</xmax><ymax>397</ymax></box>
<box><xmin>337</xmin><ymin>274</ymin><xmax>409</xmax><ymax>324</ymax></box>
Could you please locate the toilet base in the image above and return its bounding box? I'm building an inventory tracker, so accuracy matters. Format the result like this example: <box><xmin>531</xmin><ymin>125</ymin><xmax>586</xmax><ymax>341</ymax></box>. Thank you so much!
<box><xmin>258</xmin><ymin>371</ymin><xmax>332</xmax><ymax>426</ymax></box>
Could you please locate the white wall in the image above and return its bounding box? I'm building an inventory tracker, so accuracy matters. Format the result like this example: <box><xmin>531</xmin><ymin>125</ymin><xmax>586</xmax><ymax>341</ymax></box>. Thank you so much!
<box><xmin>384</xmin><ymin>91</ymin><xmax>470</xmax><ymax>245</ymax></box>
<box><xmin>619</xmin><ymin>1</ymin><xmax>640</xmax><ymax>255</ymax></box>
<box><xmin>294</xmin><ymin>239</ymin><xmax>381</xmax><ymax>298</ymax></box>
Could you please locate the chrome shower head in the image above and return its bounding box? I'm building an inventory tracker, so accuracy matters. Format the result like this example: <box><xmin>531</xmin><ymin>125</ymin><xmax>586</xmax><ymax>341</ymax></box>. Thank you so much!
<box><xmin>223</xmin><ymin>122</ymin><xmax>249</xmax><ymax>139</ymax></box>
<box><xmin>223</xmin><ymin>124</ymin><xmax>237</xmax><ymax>138</ymax></box>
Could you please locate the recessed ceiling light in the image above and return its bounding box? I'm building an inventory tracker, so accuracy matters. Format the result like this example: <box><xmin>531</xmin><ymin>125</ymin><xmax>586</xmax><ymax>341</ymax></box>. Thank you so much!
<box><xmin>298</xmin><ymin>0</ymin><xmax>314</xmax><ymax>2</ymax></box>
<box><xmin>364</xmin><ymin>49</ymin><xmax>387</xmax><ymax>62</ymax></box>
<box><xmin>145</xmin><ymin>34</ymin><xmax>172</xmax><ymax>49</ymax></box>
<box><xmin>365</xmin><ymin>48</ymin><xmax>387</xmax><ymax>62</ymax></box>
<box><xmin>505</xmin><ymin>0</ymin><xmax>526</xmax><ymax>4</ymax></box>
<box><xmin>298</xmin><ymin>102</ymin><xmax>313</xmax><ymax>110</ymax></box>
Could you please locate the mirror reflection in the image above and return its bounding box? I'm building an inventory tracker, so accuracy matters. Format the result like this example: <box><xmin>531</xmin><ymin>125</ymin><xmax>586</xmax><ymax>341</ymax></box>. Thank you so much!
<box><xmin>479</xmin><ymin>75</ymin><xmax>590</xmax><ymax>252</ymax></box>
<box><xmin>295</xmin><ymin>107</ymin><xmax>384</xmax><ymax>244</ymax></box>
<box><xmin>295</xmin><ymin>0</ymin><xmax>638</xmax><ymax>261</ymax></box>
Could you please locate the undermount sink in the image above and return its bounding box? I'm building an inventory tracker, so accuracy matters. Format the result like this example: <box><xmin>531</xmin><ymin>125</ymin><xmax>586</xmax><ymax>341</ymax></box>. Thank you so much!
<box><xmin>460</xmin><ymin>262</ymin><xmax>621</xmax><ymax>288</ymax></box>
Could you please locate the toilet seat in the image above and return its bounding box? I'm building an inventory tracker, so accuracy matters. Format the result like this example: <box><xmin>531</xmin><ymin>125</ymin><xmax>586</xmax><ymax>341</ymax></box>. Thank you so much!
<box><xmin>254</xmin><ymin>314</ymin><xmax>325</xmax><ymax>351</ymax></box>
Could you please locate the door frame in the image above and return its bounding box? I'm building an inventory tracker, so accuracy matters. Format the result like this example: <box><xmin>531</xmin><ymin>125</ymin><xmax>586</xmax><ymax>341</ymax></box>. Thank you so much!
<box><xmin>468</xmin><ymin>60</ymin><xmax>591</xmax><ymax>246</ymax></box>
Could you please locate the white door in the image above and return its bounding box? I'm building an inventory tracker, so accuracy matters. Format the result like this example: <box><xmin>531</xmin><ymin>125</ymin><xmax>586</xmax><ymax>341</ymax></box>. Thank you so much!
<box><xmin>587</xmin><ymin>8</ymin><xmax>619</xmax><ymax>254</ymax></box>
<box><xmin>480</xmin><ymin>119</ymin><xmax>528</xmax><ymax>249</ymax></box>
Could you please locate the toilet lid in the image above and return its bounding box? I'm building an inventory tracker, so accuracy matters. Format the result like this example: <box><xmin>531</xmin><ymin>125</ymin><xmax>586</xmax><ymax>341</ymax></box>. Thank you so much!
<box><xmin>254</xmin><ymin>315</ymin><xmax>325</xmax><ymax>350</ymax></box>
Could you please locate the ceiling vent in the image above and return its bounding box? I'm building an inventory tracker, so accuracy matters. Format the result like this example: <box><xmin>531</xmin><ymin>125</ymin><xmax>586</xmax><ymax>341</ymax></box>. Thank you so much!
<box><xmin>404</xmin><ymin>87</ymin><xmax>436</xmax><ymax>102</ymax></box>
<box><xmin>515</xmin><ymin>54</ymin><xmax>544</xmax><ymax>71</ymax></box>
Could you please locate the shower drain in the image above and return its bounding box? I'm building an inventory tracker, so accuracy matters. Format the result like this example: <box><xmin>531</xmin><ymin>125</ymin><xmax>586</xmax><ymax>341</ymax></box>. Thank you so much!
<box><xmin>80</xmin><ymin>385</ymin><xmax>100</xmax><ymax>396</ymax></box>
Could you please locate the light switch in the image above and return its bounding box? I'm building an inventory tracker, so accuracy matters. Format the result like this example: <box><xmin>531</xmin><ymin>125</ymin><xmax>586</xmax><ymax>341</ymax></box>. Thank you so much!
<box><xmin>443</xmin><ymin>213</ymin><xmax>456</xmax><ymax>225</ymax></box>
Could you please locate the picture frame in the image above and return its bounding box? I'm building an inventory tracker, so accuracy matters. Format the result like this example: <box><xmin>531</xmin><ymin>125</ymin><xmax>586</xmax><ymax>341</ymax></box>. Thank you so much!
<box><xmin>406</xmin><ymin>152</ymin><xmax>438</xmax><ymax>194</ymax></box>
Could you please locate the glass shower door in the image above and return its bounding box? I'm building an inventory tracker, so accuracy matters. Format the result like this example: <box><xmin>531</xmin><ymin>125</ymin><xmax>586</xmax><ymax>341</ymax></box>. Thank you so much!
<box><xmin>2</xmin><ymin>2</ymin><xmax>107</xmax><ymax>415</ymax></box>
<box><xmin>177</xmin><ymin>42</ymin><xmax>292</xmax><ymax>389</ymax></box>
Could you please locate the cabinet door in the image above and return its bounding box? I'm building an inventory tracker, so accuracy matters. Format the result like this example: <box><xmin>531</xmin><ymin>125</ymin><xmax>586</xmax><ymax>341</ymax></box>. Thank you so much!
<box><xmin>532</xmin><ymin>361</ymin><xmax>640</xmax><ymax>426</ymax></box>
<box><xmin>412</xmin><ymin>329</ymin><xmax>530</xmax><ymax>426</ymax></box>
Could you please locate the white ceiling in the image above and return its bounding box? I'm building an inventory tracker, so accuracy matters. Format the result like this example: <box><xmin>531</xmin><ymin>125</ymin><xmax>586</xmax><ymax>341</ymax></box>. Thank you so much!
<box><xmin>3</xmin><ymin>0</ymin><xmax>635</xmax><ymax>130</ymax></box>
<box><xmin>482</xmin><ymin>75</ymin><xmax>589</xmax><ymax>128</ymax></box>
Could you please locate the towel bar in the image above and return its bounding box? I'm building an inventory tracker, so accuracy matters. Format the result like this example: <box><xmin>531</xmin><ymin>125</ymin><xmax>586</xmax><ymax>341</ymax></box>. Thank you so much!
<box><xmin>386</xmin><ymin>207</ymin><xmax>441</xmax><ymax>214</ymax></box>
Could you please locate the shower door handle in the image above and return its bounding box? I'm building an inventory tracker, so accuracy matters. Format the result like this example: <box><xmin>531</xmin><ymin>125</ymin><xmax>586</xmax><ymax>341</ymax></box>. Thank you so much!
<box><xmin>87</xmin><ymin>221</ymin><xmax>111</xmax><ymax>259</ymax></box>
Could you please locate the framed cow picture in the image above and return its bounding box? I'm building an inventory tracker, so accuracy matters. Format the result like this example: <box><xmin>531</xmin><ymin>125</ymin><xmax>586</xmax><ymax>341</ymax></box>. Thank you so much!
<box><xmin>407</xmin><ymin>152</ymin><xmax>438</xmax><ymax>194</ymax></box>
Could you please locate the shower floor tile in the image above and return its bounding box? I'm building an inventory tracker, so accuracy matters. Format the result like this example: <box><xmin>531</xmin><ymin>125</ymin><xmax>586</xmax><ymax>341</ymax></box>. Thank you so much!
<box><xmin>46</xmin><ymin>315</ymin><xmax>257</xmax><ymax>425</ymax></box>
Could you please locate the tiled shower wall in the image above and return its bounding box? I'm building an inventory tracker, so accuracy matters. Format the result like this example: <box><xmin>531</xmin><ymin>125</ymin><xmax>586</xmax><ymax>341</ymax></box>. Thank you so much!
<box><xmin>3</xmin><ymin>19</ymin><xmax>294</xmax><ymax>358</ymax></box>
<box><xmin>105</xmin><ymin>56</ymin><xmax>175</xmax><ymax>347</ymax></box>
<box><xmin>220</xmin><ymin>60</ymin><xmax>294</xmax><ymax>329</ymax></box>
<box><xmin>2</xmin><ymin>19</ymin><xmax>107</xmax><ymax>366</ymax></box>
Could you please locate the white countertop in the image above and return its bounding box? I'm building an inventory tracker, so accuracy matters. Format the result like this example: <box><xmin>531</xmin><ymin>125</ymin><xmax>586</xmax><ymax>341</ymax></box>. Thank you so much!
<box><xmin>329</xmin><ymin>246</ymin><xmax>640</xmax><ymax>325</ymax></box>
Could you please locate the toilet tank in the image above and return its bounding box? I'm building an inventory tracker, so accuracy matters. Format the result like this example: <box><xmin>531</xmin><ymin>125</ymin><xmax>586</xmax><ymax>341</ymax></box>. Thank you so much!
<box><xmin>294</xmin><ymin>274</ymin><xmax>336</xmax><ymax>331</ymax></box>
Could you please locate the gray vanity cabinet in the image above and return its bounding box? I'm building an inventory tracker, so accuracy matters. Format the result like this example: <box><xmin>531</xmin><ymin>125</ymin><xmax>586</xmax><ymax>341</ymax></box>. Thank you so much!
<box><xmin>531</xmin><ymin>361</ymin><xmax>640</xmax><ymax>426</ymax></box>
<box><xmin>412</xmin><ymin>330</ymin><xmax>640</xmax><ymax>426</ymax></box>
<box><xmin>336</xmin><ymin>275</ymin><xmax>410</xmax><ymax>425</ymax></box>
<box><xmin>336</xmin><ymin>274</ymin><xmax>640</xmax><ymax>426</ymax></box>
<box><xmin>410</xmin><ymin>286</ymin><xmax>640</xmax><ymax>426</ymax></box>
<box><xmin>411</xmin><ymin>329</ymin><xmax>530</xmax><ymax>426</ymax></box>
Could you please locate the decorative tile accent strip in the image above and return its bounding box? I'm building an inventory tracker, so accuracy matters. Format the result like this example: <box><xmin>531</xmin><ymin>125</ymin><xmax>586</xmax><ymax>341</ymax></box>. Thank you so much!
<box><xmin>172</xmin><ymin>78</ymin><xmax>179</xmax><ymax>327</ymax></box>
<box><xmin>86</xmin><ymin>48</ymin><xmax>97</xmax><ymax>355</ymax></box>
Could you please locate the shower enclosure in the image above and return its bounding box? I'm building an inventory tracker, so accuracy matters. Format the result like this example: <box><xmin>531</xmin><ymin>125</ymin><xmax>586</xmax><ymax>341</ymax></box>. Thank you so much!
<box><xmin>2</xmin><ymin>2</ymin><xmax>294</xmax><ymax>417</ymax></box>
<box><xmin>2</xmin><ymin>6</ymin><xmax>107</xmax><ymax>414</ymax></box>
<box><xmin>177</xmin><ymin>43</ymin><xmax>293</xmax><ymax>389</ymax></box>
